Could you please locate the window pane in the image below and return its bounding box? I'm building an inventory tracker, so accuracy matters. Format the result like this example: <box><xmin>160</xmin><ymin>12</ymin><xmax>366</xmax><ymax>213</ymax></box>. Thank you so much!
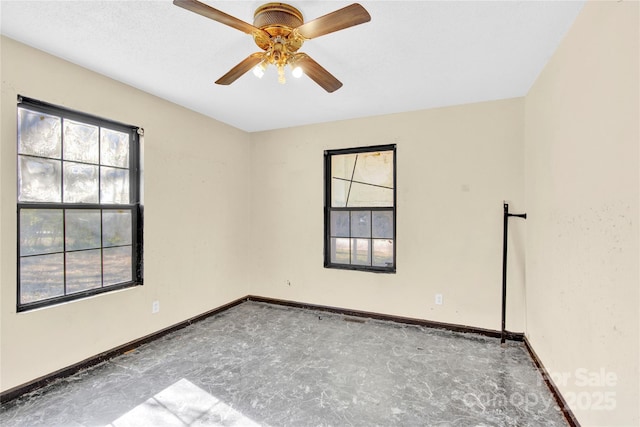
<box><xmin>331</xmin><ymin>153</ymin><xmax>357</xmax><ymax>180</ymax></box>
<box><xmin>18</xmin><ymin>108</ymin><xmax>61</xmax><ymax>159</ymax></box>
<box><xmin>330</xmin><ymin>211</ymin><xmax>350</xmax><ymax>237</ymax></box>
<box><xmin>331</xmin><ymin>150</ymin><xmax>394</xmax><ymax>208</ymax></box>
<box><xmin>351</xmin><ymin>211</ymin><xmax>371</xmax><ymax>238</ymax></box>
<box><xmin>330</xmin><ymin>238</ymin><xmax>350</xmax><ymax>264</ymax></box>
<box><xmin>101</xmin><ymin>128</ymin><xmax>129</xmax><ymax>168</ymax></box>
<box><xmin>103</xmin><ymin>246</ymin><xmax>132</xmax><ymax>285</ymax></box>
<box><xmin>346</xmin><ymin>182</ymin><xmax>393</xmax><ymax>207</ymax></box>
<box><xmin>66</xmin><ymin>210</ymin><xmax>101</xmax><ymax>251</ymax></box>
<box><xmin>103</xmin><ymin>210</ymin><xmax>132</xmax><ymax>247</ymax></box>
<box><xmin>66</xmin><ymin>250</ymin><xmax>102</xmax><ymax>294</ymax></box>
<box><xmin>330</xmin><ymin>153</ymin><xmax>356</xmax><ymax>208</ymax></box>
<box><xmin>20</xmin><ymin>209</ymin><xmax>64</xmax><ymax>256</ymax></box>
<box><xmin>352</xmin><ymin>150</ymin><xmax>394</xmax><ymax>189</ymax></box>
<box><xmin>351</xmin><ymin>238</ymin><xmax>371</xmax><ymax>266</ymax></box>
<box><xmin>373</xmin><ymin>239</ymin><xmax>394</xmax><ymax>267</ymax></box>
<box><xmin>63</xmin><ymin>119</ymin><xmax>99</xmax><ymax>164</ymax></box>
<box><xmin>18</xmin><ymin>156</ymin><xmax>61</xmax><ymax>202</ymax></box>
<box><xmin>20</xmin><ymin>253</ymin><xmax>64</xmax><ymax>304</ymax></box>
<box><xmin>372</xmin><ymin>210</ymin><xmax>394</xmax><ymax>239</ymax></box>
<box><xmin>101</xmin><ymin>166</ymin><xmax>129</xmax><ymax>204</ymax></box>
<box><xmin>331</xmin><ymin>178</ymin><xmax>351</xmax><ymax>208</ymax></box>
<box><xmin>63</xmin><ymin>162</ymin><xmax>99</xmax><ymax>203</ymax></box>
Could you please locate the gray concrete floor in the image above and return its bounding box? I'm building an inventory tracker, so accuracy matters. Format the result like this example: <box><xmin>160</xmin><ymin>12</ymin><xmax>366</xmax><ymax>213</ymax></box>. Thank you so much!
<box><xmin>1</xmin><ymin>301</ymin><xmax>567</xmax><ymax>426</ymax></box>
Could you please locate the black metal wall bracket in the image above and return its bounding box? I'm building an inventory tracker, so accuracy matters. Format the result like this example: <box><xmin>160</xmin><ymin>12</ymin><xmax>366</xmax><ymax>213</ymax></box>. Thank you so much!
<box><xmin>501</xmin><ymin>203</ymin><xmax>527</xmax><ymax>344</ymax></box>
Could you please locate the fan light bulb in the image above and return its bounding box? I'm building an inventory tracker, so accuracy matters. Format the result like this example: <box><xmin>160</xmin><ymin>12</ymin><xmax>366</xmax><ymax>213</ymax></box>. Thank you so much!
<box><xmin>292</xmin><ymin>66</ymin><xmax>303</xmax><ymax>78</ymax></box>
<box><xmin>252</xmin><ymin>65</ymin><xmax>265</xmax><ymax>79</ymax></box>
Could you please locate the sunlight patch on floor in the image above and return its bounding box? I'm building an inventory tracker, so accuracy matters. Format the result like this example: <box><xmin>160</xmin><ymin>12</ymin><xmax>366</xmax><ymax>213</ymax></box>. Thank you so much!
<box><xmin>108</xmin><ymin>378</ymin><xmax>262</xmax><ymax>427</ymax></box>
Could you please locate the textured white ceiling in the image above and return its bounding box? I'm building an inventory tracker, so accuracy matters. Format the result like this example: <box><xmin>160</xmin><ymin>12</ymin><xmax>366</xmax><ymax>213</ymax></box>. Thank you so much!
<box><xmin>1</xmin><ymin>1</ymin><xmax>584</xmax><ymax>132</ymax></box>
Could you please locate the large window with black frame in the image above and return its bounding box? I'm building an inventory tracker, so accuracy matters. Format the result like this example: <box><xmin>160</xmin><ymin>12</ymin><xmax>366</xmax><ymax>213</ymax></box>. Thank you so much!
<box><xmin>16</xmin><ymin>96</ymin><xmax>143</xmax><ymax>311</ymax></box>
<box><xmin>324</xmin><ymin>144</ymin><xmax>396</xmax><ymax>272</ymax></box>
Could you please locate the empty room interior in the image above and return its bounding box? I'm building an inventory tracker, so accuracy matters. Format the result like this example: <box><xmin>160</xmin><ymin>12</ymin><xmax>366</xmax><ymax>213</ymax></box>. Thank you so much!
<box><xmin>0</xmin><ymin>1</ymin><xmax>638</xmax><ymax>426</ymax></box>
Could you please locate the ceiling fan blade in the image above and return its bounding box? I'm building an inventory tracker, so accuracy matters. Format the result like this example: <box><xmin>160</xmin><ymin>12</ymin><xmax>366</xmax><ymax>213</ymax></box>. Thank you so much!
<box><xmin>173</xmin><ymin>0</ymin><xmax>269</xmax><ymax>38</ymax></box>
<box><xmin>296</xmin><ymin>3</ymin><xmax>371</xmax><ymax>40</ymax></box>
<box><xmin>295</xmin><ymin>54</ymin><xmax>343</xmax><ymax>93</ymax></box>
<box><xmin>215</xmin><ymin>53</ymin><xmax>264</xmax><ymax>85</ymax></box>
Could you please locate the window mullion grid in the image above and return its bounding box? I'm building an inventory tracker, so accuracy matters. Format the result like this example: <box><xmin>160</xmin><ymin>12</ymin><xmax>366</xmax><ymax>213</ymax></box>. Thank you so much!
<box><xmin>128</xmin><ymin>129</ymin><xmax>137</xmax><ymax>204</ymax></box>
<box><xmin>369</xmin><ymin>210</ymin><xmax>373</xmax><ymax>267</ymax></box>
<box><xmin>62</xmin><ymin>207</ymin><xmax>68</xmax><ymax>296</ymax></box>
<box><xmin>128</xmin><ymin>130</ymin><xmax>138</xmax><ymax>283</ymax></box>
<box><xmin>16</xmin><ymin>205</ymin><xmax>22</xmax><ymax>307</ymax></box>
<box><xmin>389</xmin><ymin>210</ymin><xmax>394</xmax><ymax>267</ymax></box>
<box><xmin>100</xmin><ymin>208</ymin><xmax>105</xmax><ymax>289</ymax></box>
<box><xmin>60</xmin><ymin>116</ymin><xmax>65</xmax><ymax>205</ymax></box>
<box><xmin>98</xmin><ymin>126</ymin><xmax>103</xmax><ymax>205</ymax></box>
<box><xmin>347</xmin><ymin>209</ymin><xmax>354</xmax><ymax>265</ymax></box>
<box><xmin>330</xmin><ymin>206</ymin><xmax>393</xmax><ymax>270</ymax></box>
<box><xmin>61</xmin><ymin>117</ymin><xmax>67</xmax><ymax>296</ymax></box>
<box><xmin>131</xmin><ymin>205</ymin><xmax>138</xmax><ymax>282</ymax></box>
<box><xmin>98</xmin><ymin>126</ymin><xmax>104</xmax><ymax>289</ymax></box>
<box><xmin>392</xmin><ymin>144</ymin><xmax>397</xmax><ymax>269</ymax></box>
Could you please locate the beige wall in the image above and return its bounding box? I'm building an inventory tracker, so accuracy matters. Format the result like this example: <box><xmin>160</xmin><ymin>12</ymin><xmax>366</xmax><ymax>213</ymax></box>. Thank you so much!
<box><xmin>0</xmin><ymin>36</ymin><xmax>251</xmax><ymax>392</ymax></box>
<box><xmin>248</xmin><ymin>99</ymin><xmax>526</xmax><ymax>331</ymax></box>
<box><xmin>524</xmin><ymin>1</ymin><xmax>639</xmax><ymax>426</ymax></box>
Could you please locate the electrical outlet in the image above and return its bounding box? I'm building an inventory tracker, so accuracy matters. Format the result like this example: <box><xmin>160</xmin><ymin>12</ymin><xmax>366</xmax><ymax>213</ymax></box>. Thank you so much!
<box><xmin>152</xmin><ymin>300</ymin><xmax>160</xmax><ymax>314</ymax></box>
<box><xmin>435</xmin><ymin>294</ymin><xmax>443</xmax><ymax>305</ymax></box>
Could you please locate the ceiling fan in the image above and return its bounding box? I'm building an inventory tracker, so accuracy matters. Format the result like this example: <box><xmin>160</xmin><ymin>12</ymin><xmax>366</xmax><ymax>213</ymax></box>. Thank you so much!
<box><xmin>173</xmin><ymin>0</ymin><xmax>371</xmax><ymax>92</ymax></box>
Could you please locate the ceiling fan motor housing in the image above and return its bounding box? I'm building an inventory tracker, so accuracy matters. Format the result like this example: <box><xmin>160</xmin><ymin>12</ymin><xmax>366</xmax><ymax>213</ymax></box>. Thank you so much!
<box><xmin>253</xmin><ymin>3</ymin><xmax>304</xmax><ymax>51</ymax></box>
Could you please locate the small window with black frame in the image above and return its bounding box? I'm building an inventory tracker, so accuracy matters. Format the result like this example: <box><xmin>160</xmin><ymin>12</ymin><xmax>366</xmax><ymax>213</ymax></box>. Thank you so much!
<box><xmin>16</xmin><ymin>96</ymin><xmax>143</xmax><ymax>311</ymax></box>
<box><xmin>324</xmin><ymin>144</ymin><xmax>396</xmax><ymax>272</ymax></box>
